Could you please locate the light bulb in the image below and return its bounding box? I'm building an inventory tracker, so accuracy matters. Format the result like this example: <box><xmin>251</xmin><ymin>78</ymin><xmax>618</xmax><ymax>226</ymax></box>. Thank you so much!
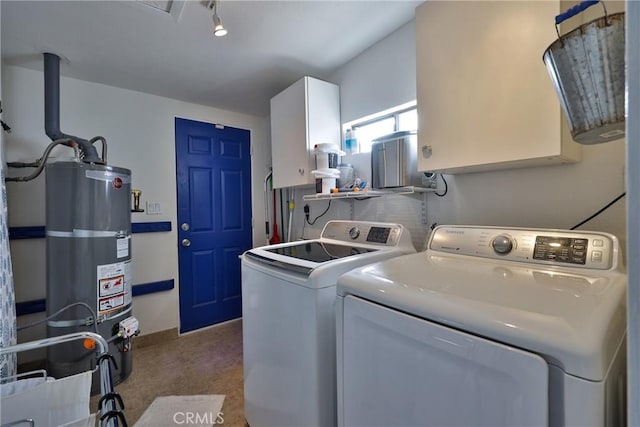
<box><xmin>213</xmin><ymin>14</ymin><xmax>227</xmax><ymax>37</ymax></box>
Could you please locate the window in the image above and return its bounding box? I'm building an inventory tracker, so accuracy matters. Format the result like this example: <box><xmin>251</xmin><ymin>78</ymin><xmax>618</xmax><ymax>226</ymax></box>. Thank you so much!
<box><xmin>344</xmin><ymin>102</ymin><xmax>418</xmax><ymax>153</ymax></box>
<box><xmin>398</xmin><ymin>109</ymin><xmax>418</xmax><ymax>132</ymax></box>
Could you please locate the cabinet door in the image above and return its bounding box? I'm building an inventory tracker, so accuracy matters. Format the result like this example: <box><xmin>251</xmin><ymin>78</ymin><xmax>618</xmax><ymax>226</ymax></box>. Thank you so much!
<box><xmin>271</xmin><ymin>78</ymin><xmax>309</xmax><ymax>188</ymax></box>
<box><xmin>271</xmin><ymin>77</ymin><xmax>340</xmax><ymax>189</ymax></box>
<box><xmin>416</xmin><ymin>1</ymin><xmax>580</xmax><ymax>173</ymax></box>
<box><xmin>307</xmin><ymin>77</ymin><xmax>341</xmax><ymax>165</ymax></box>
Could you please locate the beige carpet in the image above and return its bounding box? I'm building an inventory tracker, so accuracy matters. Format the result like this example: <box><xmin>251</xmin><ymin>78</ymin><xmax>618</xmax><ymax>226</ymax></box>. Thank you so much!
<box><xmin>134</xmin><ymin>395</ymin><xmax>225</xmax><ymax>427</ymax></box>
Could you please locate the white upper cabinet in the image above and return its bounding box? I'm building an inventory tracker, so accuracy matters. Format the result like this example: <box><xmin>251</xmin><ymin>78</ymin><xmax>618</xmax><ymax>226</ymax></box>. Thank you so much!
<box><xmin>416</xmin><ymin>1</ymin><xmax>581</xmax><ymax>174</ymax></box>
<box><xmin>270</xmin><ymin>76</ymin><xmax>341</xmax><ymax>188</ymax></box>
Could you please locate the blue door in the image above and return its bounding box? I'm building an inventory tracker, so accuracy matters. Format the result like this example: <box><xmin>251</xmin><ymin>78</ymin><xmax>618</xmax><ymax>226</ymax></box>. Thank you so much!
<box><xmin>175</xmin><ymin>118</ymin><xmax>252</xmax><ymax>333</ymax></box>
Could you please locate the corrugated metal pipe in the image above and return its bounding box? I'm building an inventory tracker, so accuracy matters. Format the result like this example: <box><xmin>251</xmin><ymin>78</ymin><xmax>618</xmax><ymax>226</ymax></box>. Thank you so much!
<box><xmin>43</xmin><ymin>53</ymin><xmax>103</xmax><ymax>164</ymax></box>
<box><xmin>5</xmin><ymin>138</ymin><xmax>77</xmax><ymax>182</ymax></box>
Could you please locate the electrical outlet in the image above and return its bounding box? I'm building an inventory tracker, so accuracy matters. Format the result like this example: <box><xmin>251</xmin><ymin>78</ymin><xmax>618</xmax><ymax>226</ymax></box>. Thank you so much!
<box><xmin>146</xmin><ymin>201</ymin><xmax>161</xmax><ymax>215</ymax></box>
<box><xmin>422</xmin><ymin>172</ymin><xmax>438</xmax><ymax>188</ymax></box>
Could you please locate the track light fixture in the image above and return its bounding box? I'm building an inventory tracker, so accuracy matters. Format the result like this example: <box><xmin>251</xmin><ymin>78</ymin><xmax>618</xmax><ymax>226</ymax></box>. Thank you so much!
<box><xmin>207</xmin><ymin>0</ymin><xmax>227</xmax><ymax>37</ymax></box>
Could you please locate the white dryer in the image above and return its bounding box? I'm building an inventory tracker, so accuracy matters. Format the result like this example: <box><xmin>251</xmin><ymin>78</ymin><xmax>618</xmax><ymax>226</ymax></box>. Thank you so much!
<box><xmin>336</xmin><ymin>225</ymin><xmax>627</xmax><ymax>427</ymax></box>
<box><xmin>242</xmin><ymin>220</ymin><xmax>415</xmax><ymax>427</ymax></box>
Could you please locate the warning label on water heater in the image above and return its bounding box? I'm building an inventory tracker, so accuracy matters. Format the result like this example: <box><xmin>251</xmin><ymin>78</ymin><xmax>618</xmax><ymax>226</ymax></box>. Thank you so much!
<box><xmin>97</xmin><ymin>260</ymin><xmax>132</xmax><ymax>316</ymax></box>
<box><xmin>116</xmin><ymin>235</ymin><xmax>130</xmax><ymax>259</ymax></box>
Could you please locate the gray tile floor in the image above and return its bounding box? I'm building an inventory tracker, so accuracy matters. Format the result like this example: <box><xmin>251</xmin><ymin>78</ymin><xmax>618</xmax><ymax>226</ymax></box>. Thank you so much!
<box><xmin>92</xmin><ymin>319</ymin><xmax>245</xmax><ymax>426</ymax></box>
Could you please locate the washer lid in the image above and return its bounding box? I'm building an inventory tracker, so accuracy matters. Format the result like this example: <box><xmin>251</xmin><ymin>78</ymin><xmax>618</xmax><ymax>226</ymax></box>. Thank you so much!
<box><xmin>247</xmin><ymin>241</ymin><xmax>378</xmax><ymax>274</ymax></box>
<box><xmin>244</xmin><ymin>242</ymin><xmax>414</xmax><ymax>289</ymax></box>
<box><xmin>337</xmin><ymin>251</ymin><xmax>627</xmax><ymax>381</ymax></box>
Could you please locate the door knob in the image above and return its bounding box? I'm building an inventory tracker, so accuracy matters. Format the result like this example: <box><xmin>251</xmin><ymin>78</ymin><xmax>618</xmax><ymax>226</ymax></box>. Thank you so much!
<box><xmin>181</xmin><ymin>222</ymin><xmax>190</xmax><ymax>231</ymax></box>
<box><xmin>181</xmin><ymin>238</ymin><xmax>191</xmax><ymax>247</ymax></box>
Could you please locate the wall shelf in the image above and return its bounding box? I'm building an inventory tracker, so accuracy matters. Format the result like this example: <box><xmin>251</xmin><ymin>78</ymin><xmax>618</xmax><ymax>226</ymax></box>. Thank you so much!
<box><xmin>302</xmin><ymin>186</ymin><xmax>437</xmax><ymax>201</ymax></box>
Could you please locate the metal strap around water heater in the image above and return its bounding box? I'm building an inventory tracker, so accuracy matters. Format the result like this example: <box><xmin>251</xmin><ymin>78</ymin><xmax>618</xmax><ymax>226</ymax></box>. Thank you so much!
<box><xmin>48</xmin><ymin>306</ymin><xmax>133</xmax><ymax>328</ymax></box>
<box><xmin>46</xmin><ymin>229</ymin><xmax>124</xmax><ymax>238</ymax></box>
<box><xmin>98</xmin><ymin>305</ymin><xmax>133</xmax><ymax>323</ymax></box>
<box><xmin>48</xmin><ymin>318</ymin><xmax>94</xmax><ymax>328</ymax></box>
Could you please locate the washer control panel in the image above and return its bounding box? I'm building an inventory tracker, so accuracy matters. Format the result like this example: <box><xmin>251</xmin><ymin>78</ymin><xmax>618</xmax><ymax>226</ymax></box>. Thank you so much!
<box><xmin>430</xmin><ymin>226</ymin><xmax>619</xmax><ymax>270</ymax></box>
<box><xmin>321</xmin><ymin>220</ymin><xmax>406</xmax><ymax>247</ymax></box>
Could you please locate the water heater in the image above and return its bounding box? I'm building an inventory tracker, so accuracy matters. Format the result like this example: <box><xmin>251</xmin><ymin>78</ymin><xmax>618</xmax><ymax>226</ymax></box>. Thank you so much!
<box><xmin>45</xmin><ymin>161</ymin><xmax>133</xmax><ymax>388</ymax></box>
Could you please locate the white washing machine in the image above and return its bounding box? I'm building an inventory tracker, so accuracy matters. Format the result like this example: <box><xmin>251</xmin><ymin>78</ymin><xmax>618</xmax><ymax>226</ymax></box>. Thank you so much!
<box><xmin>242</xmin><ymin>220</ymin><xmax>415</xmax><ymax>427</ymax></box>
<box><xmin>336</xmin><ymin>225</ymin><xmax>627</xmax><ymax>427</ymax></box>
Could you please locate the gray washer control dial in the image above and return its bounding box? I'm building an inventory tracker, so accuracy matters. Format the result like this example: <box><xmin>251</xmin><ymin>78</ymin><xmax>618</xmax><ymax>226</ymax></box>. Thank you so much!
<box><xmin>349</xmin><ymin>227</ymin><xmax>361</xmax><ymax>240</ymax></box>
<box><xmin>491</xmin><ymin>235</ymin><xmax>514</xmax><ymax>255</ymax></box>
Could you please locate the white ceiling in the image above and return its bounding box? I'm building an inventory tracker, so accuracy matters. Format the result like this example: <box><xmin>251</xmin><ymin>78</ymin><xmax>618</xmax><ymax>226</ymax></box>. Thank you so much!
<box><xmin>1</xmin><ymin>0</ymin><xmax>421</xmax><ymax>117</ymax></box>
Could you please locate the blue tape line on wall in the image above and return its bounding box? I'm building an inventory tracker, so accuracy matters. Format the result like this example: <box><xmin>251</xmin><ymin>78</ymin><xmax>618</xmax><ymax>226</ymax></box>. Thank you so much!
<box><xmin>9</xmin><ymin>221</ymin><xmax>172</xmax><ymax>240</ymax></box>
<box><xmin>15</xmin><ymin>279</ymin><xmax>175</xmax><ymax>316</ymax></box>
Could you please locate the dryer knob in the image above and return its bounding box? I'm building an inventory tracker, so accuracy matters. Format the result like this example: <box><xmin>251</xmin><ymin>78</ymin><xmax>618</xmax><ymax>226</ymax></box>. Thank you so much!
<box><xmin>491</xmin><ymin>235</ymin><xmax>513</xmax><ymax>255</ymax></box>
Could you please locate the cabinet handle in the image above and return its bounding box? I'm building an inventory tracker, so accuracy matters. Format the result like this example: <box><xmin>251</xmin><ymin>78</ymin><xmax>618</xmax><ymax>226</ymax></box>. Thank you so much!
<box><xmin>421</xmin><ymin>145</ymin><xmax>433</xmax><ymax>159</ymax></box>
<box><xmin>298</xmin><ymin>168</ymin><xmax>305</xmax><ymax>175</ymax></box>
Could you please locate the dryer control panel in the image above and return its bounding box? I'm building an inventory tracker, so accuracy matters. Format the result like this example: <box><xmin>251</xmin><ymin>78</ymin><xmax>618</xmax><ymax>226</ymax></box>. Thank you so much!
<box><xmin>532</xmin><ymin>236</ymin><xmax>589</xmax><ymax>265</ymax></box>
<box><xmin>429</xmin><ymin>226</ymin><xmax>620</xmax><ymax>270</ymax></box>
<box><xmin>321</xmin><ymin>220</ymin><xmax>410</xmax><ymax>248</ymax></box>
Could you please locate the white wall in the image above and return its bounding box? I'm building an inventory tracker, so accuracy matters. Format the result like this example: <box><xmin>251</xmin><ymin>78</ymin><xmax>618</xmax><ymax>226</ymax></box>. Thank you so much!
<box><xmin>333</xmin><ymin>21</ymin><xmax>416</xmax><ymax>124</ymax></box>
<box><xmin>292</xmin><ymin>18</ymin><xmax>626</xmax><ymax>256</ymax></box>
<box><xmin>2</xmin><ymin>64</ymin><xmax>270</xmax><ymax>347</ymax></box>
<box><xmin>426</xmin><ymin>141</ymin><xmax>626</xmax><ymax>245</ymax></box>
